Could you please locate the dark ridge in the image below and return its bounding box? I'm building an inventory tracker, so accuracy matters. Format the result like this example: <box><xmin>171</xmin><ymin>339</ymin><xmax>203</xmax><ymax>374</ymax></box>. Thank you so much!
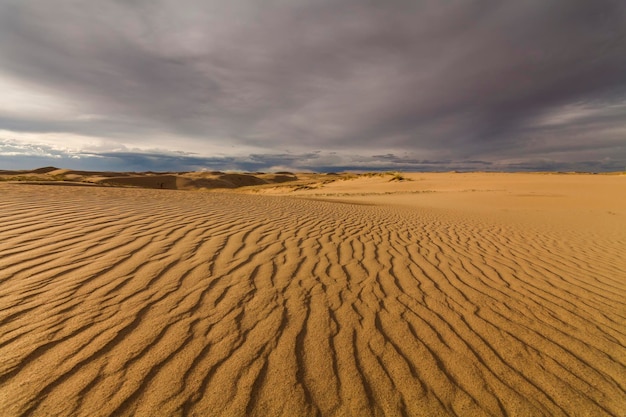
<box><xmin>29</xmin><ymin>166</ymin><xmax>59</xmax><ymax>174</ymax></box>
<box><xmin>217</xmin><ymin>173</ymin><xmax>268</xmax><ymax>186</ymax></box>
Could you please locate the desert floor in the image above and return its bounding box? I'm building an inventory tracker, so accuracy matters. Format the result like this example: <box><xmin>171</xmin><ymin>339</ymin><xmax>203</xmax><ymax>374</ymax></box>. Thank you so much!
<box><xmin>0</xmin><ymin>173</ymin><xmax>624</xmax><ymax>416</ymax></box>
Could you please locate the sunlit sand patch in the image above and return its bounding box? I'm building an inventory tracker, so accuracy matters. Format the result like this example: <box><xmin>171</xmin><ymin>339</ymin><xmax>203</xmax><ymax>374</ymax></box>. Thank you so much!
<box><xmin>0</xmin><ymin>173</ymin><xmax>624</xmax><ymax>416</ymax></box>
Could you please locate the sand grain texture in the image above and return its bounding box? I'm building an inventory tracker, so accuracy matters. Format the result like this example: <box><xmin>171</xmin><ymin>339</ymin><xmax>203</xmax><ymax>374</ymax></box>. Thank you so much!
<box><xmin>0</xmin><ymin>174</ymin><xmax>625</xmax><ymax>416</ymax></box>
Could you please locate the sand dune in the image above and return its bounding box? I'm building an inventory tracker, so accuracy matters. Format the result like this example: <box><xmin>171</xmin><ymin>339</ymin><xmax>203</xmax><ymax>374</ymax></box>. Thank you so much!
<box><xmin>0</xmin><ymin>174</ymin><xmax>624</xmax><ymax>416</ymax></box>
<box><xmin>0</xmin><ymin>167</ymin><xmax>299</xmax><ymax>190</ymax></box>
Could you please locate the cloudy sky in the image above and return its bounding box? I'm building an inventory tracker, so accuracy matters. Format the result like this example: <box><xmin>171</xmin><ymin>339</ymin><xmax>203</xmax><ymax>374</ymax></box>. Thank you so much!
<box><xmin>1</xmin><ymin>0</ymin><xmax>625</xmax><ymax>172</ymax></box>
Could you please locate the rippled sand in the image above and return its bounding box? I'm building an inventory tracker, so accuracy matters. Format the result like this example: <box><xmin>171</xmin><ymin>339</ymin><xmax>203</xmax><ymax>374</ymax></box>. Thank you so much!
<box><xmin>0</xmin><ymin>174</ymin><xmax>624</xmax><ymax>416</ymax></box>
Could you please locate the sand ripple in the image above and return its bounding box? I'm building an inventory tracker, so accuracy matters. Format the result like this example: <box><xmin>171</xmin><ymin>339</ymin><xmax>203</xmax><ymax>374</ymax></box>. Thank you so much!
<box><xmin>0</xmin><ymin>184</ymin><xmax>624</xmax><ymax>416</ymax></box>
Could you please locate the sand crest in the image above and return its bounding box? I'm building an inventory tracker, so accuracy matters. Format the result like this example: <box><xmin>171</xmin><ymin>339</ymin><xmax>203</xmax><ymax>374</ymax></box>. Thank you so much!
<box><xmin>0</xmin><ymin>173</ymin><xmax>624</xmax><ymax>416</ymax></box>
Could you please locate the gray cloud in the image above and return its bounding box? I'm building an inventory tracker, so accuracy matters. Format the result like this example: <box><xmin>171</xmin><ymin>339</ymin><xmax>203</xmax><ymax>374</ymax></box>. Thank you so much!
<box><xmin>0</xmin><ymin>0</ymin><xmax>625</xmax><ymax>171</ymax></box>
<box><xmin>3</xmin><ymin>139</ymin><xmax>622</xmax><ymax>173</ymax></box>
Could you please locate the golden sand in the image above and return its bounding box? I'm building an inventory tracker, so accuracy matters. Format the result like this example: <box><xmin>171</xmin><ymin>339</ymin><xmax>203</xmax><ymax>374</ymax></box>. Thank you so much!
<box><xmin>0</xmin><ymin>173</ymin><xmax>624</xmax><ymax>416</ymax></box>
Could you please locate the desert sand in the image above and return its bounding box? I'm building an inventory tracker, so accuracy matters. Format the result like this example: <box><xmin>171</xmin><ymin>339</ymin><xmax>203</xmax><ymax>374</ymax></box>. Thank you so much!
<box><xmin>0</xmin><ymin>172</ymin><xmax>624</xmax><ymax>416</ymax></box>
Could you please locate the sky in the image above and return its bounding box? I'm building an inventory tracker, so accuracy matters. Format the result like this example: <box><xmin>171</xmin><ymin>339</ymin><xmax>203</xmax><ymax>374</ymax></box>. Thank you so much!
<box><xmin>0</xmin><ymin>0</ymin><xmax>625</xmax><ymax>172</ymax></box>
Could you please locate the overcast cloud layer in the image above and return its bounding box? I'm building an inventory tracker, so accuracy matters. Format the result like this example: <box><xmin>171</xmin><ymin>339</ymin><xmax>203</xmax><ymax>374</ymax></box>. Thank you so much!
<box><xmin>1</xmin><ymin>0</ymin><xmax>625</xmax><ymax>172</ymax></box>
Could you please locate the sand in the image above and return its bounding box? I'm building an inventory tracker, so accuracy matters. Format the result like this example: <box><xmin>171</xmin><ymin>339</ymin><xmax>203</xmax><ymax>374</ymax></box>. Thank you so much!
<box><xmin>0</xmin><ymin>173</ymin><xmax>624</xmax><ymax>416</ymax></box>
<box><xmin>0</xmin><ymin>167</ymin><xmax>299</xmax><ymax>191</ymax></box>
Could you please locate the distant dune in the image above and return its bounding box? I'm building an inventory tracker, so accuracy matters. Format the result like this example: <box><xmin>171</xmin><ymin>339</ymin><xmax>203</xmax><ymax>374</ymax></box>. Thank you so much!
<box><xmin>0</xmin><ymin>172</ymin><xmax>624</xmax><ymax>416</ymax></box>
<box><xmin>0</xmin><ymin>167</ymin><xmax>302</xmax><ymax>190</ymax></box>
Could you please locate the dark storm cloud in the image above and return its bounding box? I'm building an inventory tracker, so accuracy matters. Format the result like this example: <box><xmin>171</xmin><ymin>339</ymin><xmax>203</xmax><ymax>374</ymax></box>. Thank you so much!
<box><xmin>0</xmin><ymin>0</ymin><xmax>625</xmax><ymax>170</ymax></box>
